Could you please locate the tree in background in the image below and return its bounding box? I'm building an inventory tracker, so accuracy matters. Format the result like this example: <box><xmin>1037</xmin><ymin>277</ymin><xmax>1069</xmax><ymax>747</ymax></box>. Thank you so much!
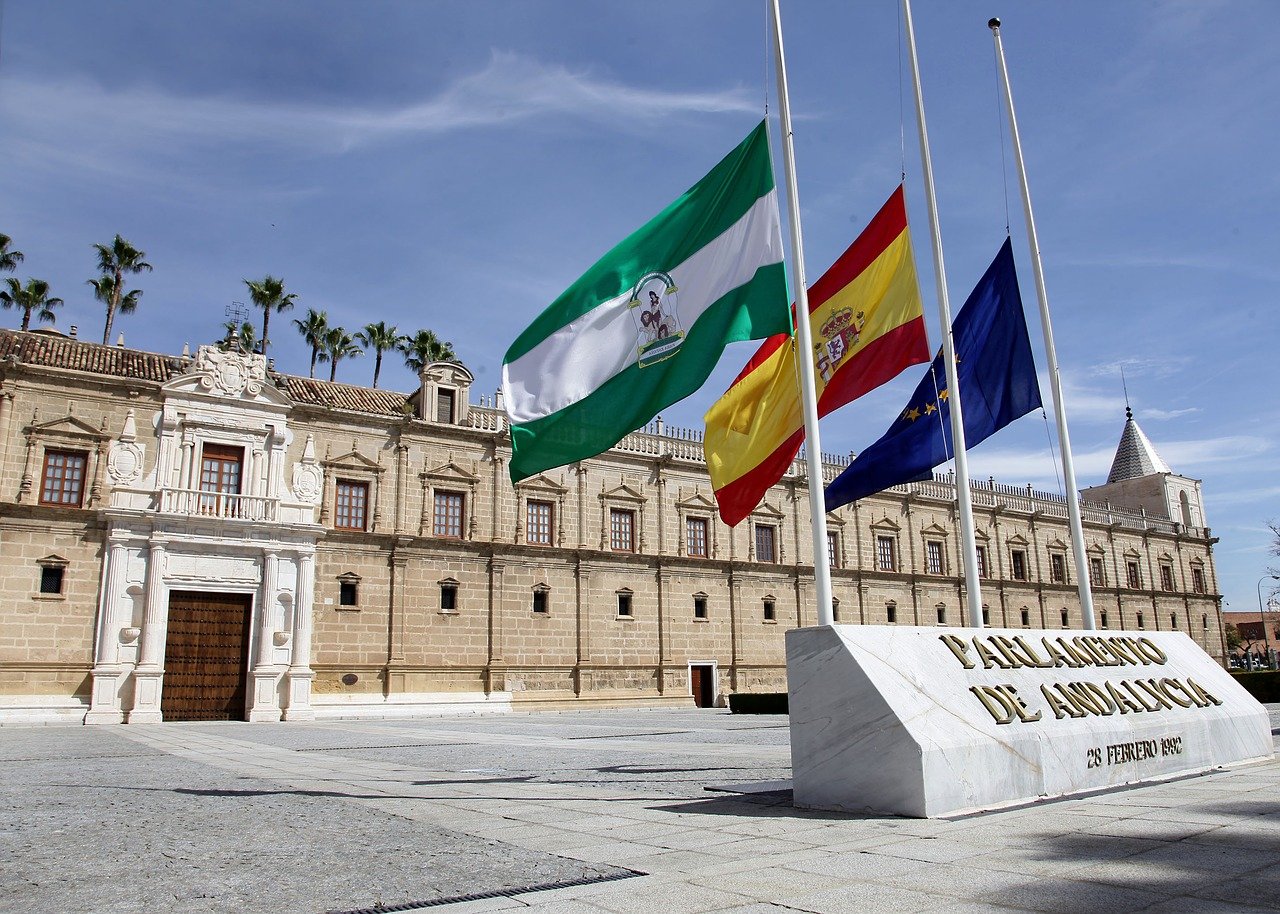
<box><xmin>218</xmin><ymin>319</ymin><xmax>258</xmax><ymax>354</ymax></box>
<box><xmin>1</xmin><ymin>278</ymin><xmax>63</xmax><ymax>331</ymax></box>
<box><xmin>0</xmin><ymin>234</ymin><xmax>24</xmax><ymax>273</ymax></box>
<box><xmin>92</xmin><ymin>235</ymin><xmax>151</xmax><ymax>345</ymax></box>
<box><xmin>400</xmin><ymin>328</ymin><xmax>457</xmax><ymax>375</ymax></box>
<box><xmin>319</xmin><ymin>327</ymin><xmax>362</xmax><ymax>382</ymax></box>
<box><xmin>356</xmin><ymin>321</ymin><xmax>402</xmax><ymax>389</ymax></box>
<box><xmin>88</xmin><ymin>275</ymin><xmax>142</xmax><ymax>343</ymax></box>
<box><xmin>293</xmin><ymin>309</ymin><xmax>329</xmax><ymax>378</ymax></box>
<box><xmin>243</xmin><ymin>275</ymin><xmax>296</xmax><ymax>360</ymax></box>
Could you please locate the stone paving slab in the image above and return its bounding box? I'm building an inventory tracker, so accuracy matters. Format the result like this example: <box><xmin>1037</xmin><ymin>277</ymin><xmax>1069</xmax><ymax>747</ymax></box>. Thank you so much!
<box><xmin>3</xmin><ymin>707</ymin><xmax>1279</xmax><ymax>914</ymax></box>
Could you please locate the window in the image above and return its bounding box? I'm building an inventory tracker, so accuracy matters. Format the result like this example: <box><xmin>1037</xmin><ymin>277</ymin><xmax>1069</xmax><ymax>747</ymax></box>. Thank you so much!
<box><xmin>1101</xmin><ymin>611</ymin><xmax>1109</xmax><ymax>629</ymax></box>
<box><xmin>1050</xmin><ymin>553</ymin><xmax>1066</xmax><ymax>584</ymax></box>
<box><xmin>338</xmin><ymin>577</ymin><xmax>359</xmax><ymax>607</ymax></box>
<box><xmin>40</xmin><ymin>450</ymin><xmax>88</xmax><ymax>507</ymax></box>
<box><xmin>1061</xmin><ymin>608</ymin><xmax>1069</xmax><ymax>628</ymax></box>
<box><xmin>876</xmin><ymin>535</ymin><xmax>896</xmax><ymax>572</ymax></box>
<box><xmin>976</xmin><ymin>545</ymin><xmax>988</xmax><ymax>579</ymax></box>
<box><xmin>435</xmin><ymin>388</ymin><xmax>456</xmax><ymax>424</ymax></box>
<box><xmin>610</xmin><ymin>509</ymin><xmax>635</xmax><ymax>552</ymax></box>
<box><xmin>827</xmin><ymin>532</ymin><xmax>839</xmax><ymax>568</ymax></box>
<box><xmin>686</xmin><ymin>517</ymin><xmax>709</xmax><ymax>558</ymax></box>
<box><xmin>694</xmin><ymin>595</ymin><xmax>708</xmax><ymax>620</ymax></box>
<box><xmin>1160</xmin><ymin>564</ymin><xmax>1175</xmax><ymax>591</ymax></box>
<box><xmin>763</xmin><ymin>598</ymin><xmax>776</xmax><ymax>622</ymax></box>
<box><xmin>1010</xmin><ymin>550</ymin><xmax>1027</xmax><ymax>581</ymax></box>
<box><xmin>1202</xmin><ymin>614</ymin><xmax>1208</xmax><ymax>631</ymax></box>
<box><xmin>335</xmin><ymin>480</ymin><xmax>369</xmax><ymax>531</ymax></box>
<box><xmin>440</xmin><ymin>582</ymin><xmax>457</xmax><ymax>612</ymax></box>
<box><xmin>981</xmin><ymin>606</ymin><xmax>990</xmax><ymax>626</ymax></box>
<box><xmin>936</xmin><ymin>604</ymin><xmax>946</xmax><ymax>625</ymax></box>
<box><xmin>886</xmin><ymin>601</ymin><xmax>897</xmax><ymax>624</ymax></box>
<box><xmin>433</xmin><ymin>491</ymin><xmax>465</xmax><ymax>538</ymax></box>
<box><xmin>1170</xmin><ymin>613</ymin><xmax>1179</xmax><ymax>630</ymax></box>
<box><xmin>532</xmin><ymin>586</ymin><xmax>549</xmax><ymax>614</ymax></box>
<box><xmin>1090</xmin><ymin>557</ymin><xmax>1105</xmax><ymax>585</ymax></box>
<box><xmin>39</xmin><ymin>565</ymin><xmax>65</xmax><ymax>595</ymax></box>
<box><xmin>198</xmin><ymin>444</ymin><xmax>242</xmax><ymax>515</ymax></box>
<box><xmin>1137</xmin><ymin>612</ymin><xmax>1145</xmax><ymax>629</ymax></box>
<box><xmin>926</xmin><ymin>541</ymin><xmax>944</xmax><ymax>575</ymax></box>
<box><xmin>1192</xmin><ymin>567</ymin><xmax>1206</xmax><ymax>594</ymax></box>
<box><xmin>832</xmin><ymin>599</ymin><xmax>841</xmax><ymax>623</ymax></box>
<box><xmin>1126</xmin><ymin>561</ymin><xmax>1142</xmax><ymax>589</ymax></box>
<box><xmin>1020</xmin><ymin>608</ymin><xmax>1030</xmax><ymax>627</ymax></box>
<box><xmin>527</xmin><ymin>500</ymin><xmax>554</xmax><ymax>546</ymax></box>
<box><xmin>617</xmin><ymin>592</ymin><xmax>633</xmax><ymax>618</ymax></box>
<box><xmin>755</xmin><ymin>524</ymin><xmax>777</xmax><ymax>563</ymax></box>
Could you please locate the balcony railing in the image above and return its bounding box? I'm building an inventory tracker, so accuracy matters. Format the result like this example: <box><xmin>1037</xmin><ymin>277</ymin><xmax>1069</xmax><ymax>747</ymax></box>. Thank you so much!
<box><xmin>160</xmin><ymin>488</ymin><xmax>279</xmax><ymax>523</ymax></box>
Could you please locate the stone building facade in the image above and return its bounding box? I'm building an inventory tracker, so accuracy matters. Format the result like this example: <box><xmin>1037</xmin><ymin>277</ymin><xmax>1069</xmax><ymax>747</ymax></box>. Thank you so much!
<box><xmin>0</xmin><ymin>328</ymin><xmax>1225</xmax><ymax>723</ymax></box>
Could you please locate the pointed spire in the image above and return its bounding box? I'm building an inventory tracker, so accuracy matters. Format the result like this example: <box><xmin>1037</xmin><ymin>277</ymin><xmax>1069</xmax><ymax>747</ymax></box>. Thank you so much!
<box><xmin>1105</xmin><ymin>409</ymin><xmax>1172</xmax><ymax>483</ymax></box>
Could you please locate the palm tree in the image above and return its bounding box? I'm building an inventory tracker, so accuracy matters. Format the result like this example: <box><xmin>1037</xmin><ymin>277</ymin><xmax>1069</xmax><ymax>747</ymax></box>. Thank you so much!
<box><xmin>88</xmin><ymin>275</ymin><xmax>142</xmax><ymax>342</ymax></box>
<box><xmin>0</xmin><ymin>234</ymin><xmax>24</xmax><ymax>273</ymax></box>
<box><xmin>356</xmin><ymin>321</ymin><xmax>403</xmax><ymax>389</ymax></box>
<box><xmin>1</xmin><ymin>278</ymin><xmax>63</xmax><ymax>332</ymax></box>
<box><xmin>243</xmin><ymin>275</ymin><xmax>297</xmax><ymax>359</ymax></box>
<box><xmin>319</xmin><ymin>327</ymin><xmax>362</xmax><ymax>382</ymax></box>
<box><xmin>218</xmin><ymin>319</ymin><xmax>258</xmax><ymax>353</ymax></box>
<box><xmin>400</xmin><ymin>329</ymin><xmax>457</xmax><ymax>375</ymax></box>
<box><xmin>292</xmin><ymin>308</ymin><xmax>329</xmax><ymax>379</ymax></box>
<box><xmin>92</xmin><ymin>235</ymin><xmax>151</xmax><ymax>345</ymax></box>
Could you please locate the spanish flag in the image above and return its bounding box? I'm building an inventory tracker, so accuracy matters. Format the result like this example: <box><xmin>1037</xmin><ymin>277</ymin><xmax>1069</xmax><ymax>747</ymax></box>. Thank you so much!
<box><xmin>704</xmin><ymin>185</ymin><xmax>930</xmax><ymax>526</ymax></box>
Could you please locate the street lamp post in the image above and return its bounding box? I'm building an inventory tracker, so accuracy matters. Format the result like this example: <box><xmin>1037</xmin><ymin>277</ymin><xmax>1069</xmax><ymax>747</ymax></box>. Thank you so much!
<box><xmin>1257</xmin><ymin>574</ymin><xmax>1279</xmax><ymax>670</ymax></box>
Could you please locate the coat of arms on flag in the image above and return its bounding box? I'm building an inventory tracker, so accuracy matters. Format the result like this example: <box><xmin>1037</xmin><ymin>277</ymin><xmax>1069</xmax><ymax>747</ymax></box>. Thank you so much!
<box><xmin>815</xmin><ymin>308</ymin><xmax>865</xmax><ymax>384</ymax></box>
<box><xmin>628</xmin><ymin>271</ymin><xmax>685</xmax><ymax>367</ymax></box>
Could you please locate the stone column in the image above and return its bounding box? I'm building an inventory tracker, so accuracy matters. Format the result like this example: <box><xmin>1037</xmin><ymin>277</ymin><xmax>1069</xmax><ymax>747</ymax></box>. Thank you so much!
<box><xmin>180</xmin><ymin>435</ymin><xmax>196</xmax><ymax>490</ymax></box>
<box><xmin>486</xmin><ymin>559</ymin><xmax>507</xmax><ymax>693</ymax></box>
<box><xmin>16</xmin><ymin>431</ymin><xmax>36</xmax><ymax>502</ymax></box>
<box><xmin>248</xmin><ymin>549</ymin><xmax>282</xmax><ymax>721</ymax></box>
<box><xmin>284</xmin><ymin>552</ymin><xmax>317</xmax><ymax>721</ymax></box>
<box><xmin>86</xmin><ymin>538</ymin><xmax>132</xmax><ymax>724</ymax></box>
<box><xmin>128</xmin><ymin>540</ymin><xmax>169</xmax><ymax>723</ymax></box>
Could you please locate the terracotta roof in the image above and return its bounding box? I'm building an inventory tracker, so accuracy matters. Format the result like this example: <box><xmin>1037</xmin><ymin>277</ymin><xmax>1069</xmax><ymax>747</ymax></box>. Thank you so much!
<box><xmin>276</xmin><ymin>375</ymin><xmax>409</xmax><ymax>416</ymax></box>
<box><xmin>0</xmin><ymin>329</ymin><xmax>411</xmax><ymax>418</ymax></box>
<box><xmin>1106</xmin><ymin>408</ymin><xmax>1173</xmax><ymax>483</ymax></box>
<box><xmin>0</xmin><ymin>328</ymin><xmax>180</xmax><ymax>382</ymax></box>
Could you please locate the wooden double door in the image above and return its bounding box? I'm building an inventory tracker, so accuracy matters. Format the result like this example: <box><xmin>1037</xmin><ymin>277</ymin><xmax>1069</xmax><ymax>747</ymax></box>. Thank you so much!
<box><xmin>161</xmin><ymin>591</ymin><xmax>253</xmax><ymax>721</ymax></box>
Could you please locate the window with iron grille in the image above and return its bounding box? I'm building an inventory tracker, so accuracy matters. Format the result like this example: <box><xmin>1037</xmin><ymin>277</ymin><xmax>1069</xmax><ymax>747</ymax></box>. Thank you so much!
<box><xmin>827</xmin><ymin>532</ymin><xmax>839</xmax><ymax>568</ymax></box>
<box><xmin>1050</xmin><ymin>553</ymin><xmax>1066</xmax><ymax>584</ymax></box>
<box><xmin>526</xmin><ymin>500</ymin><xmax>553</xmax><ymax>546</ymax></box>
<box><xmin>976</xmin><ymin>545</ymin><xmax>988</xmax><ymax>579</ymax></box>
<box><xmin>876</xmin><ymin>535</ymin><xmax>896</xmax><ymax>572</ymax></box>
<box><xmin>755</xmin><ymin>524</ymin><xmax>776</xmax><ymax>563</ymax></box>
<box><xmin>433</xmin><ymin>491</ymin><xmax>464</xmax><ymax>538</ymax></box>
<box><xmin>435</xmin><ymin>388</ymin><xmax>456</xmax><ymax>423</ymax></box>
<box><xmin>1010</xmin><ymin>550</ymin><xmax>1027</xmax><ymax>581</ymax></box>
<box><xmin>1090</xmin><ymin>557</ymin><xmax>1105</xmax><ymax>585</ymax></box>
<box><xmin>1126</xmin><ymin>561</ymin><xmax>1142</xmax><ymax>589</ymax></box>
<box><xmin>610</xmin><ymin>509</ymin><xmax>635</xmax><ymax>552</ymax></box>
<box><xmin>926</xmin><ymin>541</ymin><xmax>944</xmax><ymax>575</ymax></box>
<box><xmin>335</xmin><ymin>480</ymin><xmax>369</xmax><ymax>531</ymax></box>
<box><xmin>686</xmin><ymin>517</ymin><xmax>709</xmax><ymax>558</ymax></box>
<box><xmin>1160</xmin><ymin>564</ymin><xmax>1175</xmax><ymax>591</ymax></box>
<box><xmin>39</xmin><ymin>565</ymin><xmax>65</xmax><ymax>595</ymax></box>
<box><xmin>40</xmin><ymin>450</ymin><xmax>88</xmax><ymax>507</ymax></box>
<box><xmin>1192</xmin><ymin>567</ymin><xmax>1206</xmax><ymax>594</ymax></box>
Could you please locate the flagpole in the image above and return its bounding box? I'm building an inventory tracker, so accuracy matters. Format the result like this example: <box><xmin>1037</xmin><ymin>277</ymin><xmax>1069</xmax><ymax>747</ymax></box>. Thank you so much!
<box><xmin>901</xmin><ymin>0</ymin><xmax>984</xmax><ymax>628</ymax></box>
<box><xmin>989</xmin><ymin>18</ymin><xmax>1096</xmax><ymax>630</ymax></box>
<box><xmin>769</xmin><ymin>0</ymin><xmax>835</xmax><ymax>628</ymax></box>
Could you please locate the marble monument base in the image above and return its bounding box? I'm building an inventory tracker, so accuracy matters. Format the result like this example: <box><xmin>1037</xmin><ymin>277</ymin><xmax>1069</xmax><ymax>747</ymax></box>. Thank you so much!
<box><xmin>786</xmin><ymin>625</ymin><xmax>1272</xmax><ymax>818</ymax></box>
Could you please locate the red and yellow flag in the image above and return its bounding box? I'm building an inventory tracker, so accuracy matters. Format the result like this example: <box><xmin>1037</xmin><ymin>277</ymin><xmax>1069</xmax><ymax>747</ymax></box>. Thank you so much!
<box><xmin>704</xmin><ymin>185</ymin><xmax>930</xmax><ymax>526</ymax></box>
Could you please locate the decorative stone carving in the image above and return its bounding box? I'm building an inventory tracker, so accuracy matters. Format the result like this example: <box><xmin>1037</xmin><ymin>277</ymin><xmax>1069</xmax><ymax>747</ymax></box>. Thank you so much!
<box><xmin>193</xmin><ymin>346</ymin><xmax>267</xmax><ymax>398</ymax></box>
<box><xmin>107</xmin><ymin>442</ymin><xmax>145</xmax><ymax>485</ymax></box>
<box><xmin>291</xmin><ymin>435</ymin><xmax>323</xmax><ymax>504</ymax></box>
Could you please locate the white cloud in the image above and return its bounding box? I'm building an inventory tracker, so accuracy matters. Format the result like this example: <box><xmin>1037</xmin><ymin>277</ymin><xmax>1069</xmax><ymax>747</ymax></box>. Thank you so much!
<box><xmin>1139</xmin><ymin>407</ymin><xmax>1200</xmax><ymax>421</ymax></box>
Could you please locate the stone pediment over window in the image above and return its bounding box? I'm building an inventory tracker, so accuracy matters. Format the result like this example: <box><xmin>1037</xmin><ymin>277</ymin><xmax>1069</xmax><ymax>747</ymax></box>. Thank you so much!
<box><xmin>921</xmin><ymin>522</ymin><xmax>949</xmax><ymax>539</ymax></box>
<box><xmin>422</xmin><ymin>458</ymin><xmax>480</xmax><ymax>486</ymax></box>
<box><xmin>870</xmin><ymin>516</ymin><xmax>901</xmax><ymax>533</ymax></box>
<box><xmin>973</xmin><ymin>527</ymin><xmax>990</xmax><ymax>543</ymax></box>
<box><xmin>25</xmin><ymin>412</ymin><xmax>107</xmax><ymax>443</ymax></box>
<box><xmin>1087</xmin><ymin>543</ymin><xmax>1106</xmax><ymax>555</ymax></box>
<box><xmin>515</xmin><ymin>473</ymin><xmax>567</xmax><ymax>497</ymax></box>
<box><xmin>600</xmin><ymin>482</ymin><xmax>646</xmax><ymax>505</ymax></box>
<box><xmin>163</xmin><ymin>346</ymin><xmax>290</xmax><ymax>407</ymax></box>
<box><xmin>677</xmin><ymin>491</ymin><xmax>717</xmax><ymax>512</ymax></box>
<box><xmin>1156</xmin><ymin>551</ymin><xmax>1174</xmax><ymax>563</ymax></box>
<box><xmin>1006</xmin><ymin>533</ymin><xmax>1029</xmax><ymax>547</ymax></box>
<box><xmin>751</xmin><ymin>500</ymin><xmax>784</xmax><ymax>522</ymax></box>
<box><xmin>1046</xmin><ymin>537</ymin><xmax>1068</xmax><ymax>551</ymax></box>
<box><xmin>1123</xmin><ymin>547</ymin><xmax>1141</xmax><ymax>559</ymax></box>
<box><xmin>325</xmin><ymin>444</ymin><xmax>384</xmax><ymax>475</ymax></box>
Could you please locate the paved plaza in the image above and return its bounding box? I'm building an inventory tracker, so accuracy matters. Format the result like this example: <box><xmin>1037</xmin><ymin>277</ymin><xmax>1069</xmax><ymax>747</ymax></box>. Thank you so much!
<box><xmin>3</xmin><ymin>708</ymin><xmax>1280</xmax><ymax>914</ymax></box>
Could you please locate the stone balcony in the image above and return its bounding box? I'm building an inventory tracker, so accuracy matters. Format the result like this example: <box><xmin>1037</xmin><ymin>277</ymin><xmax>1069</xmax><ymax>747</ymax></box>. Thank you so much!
<box><xmin>158</xmin><ymin>487</ymin><xmax>280</xmax><ymax>523</ymax></box>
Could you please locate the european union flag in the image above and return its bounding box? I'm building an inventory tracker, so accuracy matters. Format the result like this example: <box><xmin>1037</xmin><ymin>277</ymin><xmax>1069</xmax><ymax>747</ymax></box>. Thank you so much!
<box><xmin>825</xmin><ymin>238</ymin><xmax>1042</xmax><ymax>510</ymax></box>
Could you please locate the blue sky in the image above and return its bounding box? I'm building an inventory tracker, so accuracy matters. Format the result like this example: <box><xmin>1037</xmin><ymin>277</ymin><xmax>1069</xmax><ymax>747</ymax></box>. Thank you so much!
<box><xmin>1</xmin><ymin>1</ymin><xmax>1276</xmax><ymax>618</ymax></box>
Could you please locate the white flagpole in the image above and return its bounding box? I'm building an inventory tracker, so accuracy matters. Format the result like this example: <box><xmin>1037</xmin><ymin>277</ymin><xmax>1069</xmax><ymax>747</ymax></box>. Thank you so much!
<box><xmin>989</xmin><ymin>18</ymin><xmax>1096</xmax><ymax>630</ymax></box>
<box><xmin>769</xmin><ymin>0</ymin><xmax>835</xmax><ymax>628</ymax></box>
<box><xmin>901</xmin><ymin>0</ymin><xmax>984</xmax><ymax>628</ymax></box>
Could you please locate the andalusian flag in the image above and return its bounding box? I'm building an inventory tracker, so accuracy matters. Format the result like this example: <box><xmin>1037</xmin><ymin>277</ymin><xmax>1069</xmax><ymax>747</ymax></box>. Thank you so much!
<box><xmin>502</xmin><ymin>120</ymin><xmax>788</xmax><ymax>484</ymax></box>
<box><xmin>704</xmin><ymin>186</ymin><xmax>930</xmax><ymax>526</ymax></box>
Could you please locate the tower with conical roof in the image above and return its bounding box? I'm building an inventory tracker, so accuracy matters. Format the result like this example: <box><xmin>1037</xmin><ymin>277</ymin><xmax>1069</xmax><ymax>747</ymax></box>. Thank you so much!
<box><xmin>1081</xmin><ymin>407</ymin><xmax>1207</xmax><ymax>530</ymax></box>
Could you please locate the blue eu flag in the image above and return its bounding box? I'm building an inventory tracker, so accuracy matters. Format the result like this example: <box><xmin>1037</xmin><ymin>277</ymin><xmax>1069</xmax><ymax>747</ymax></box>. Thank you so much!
<box><xmin>824</xmin><ymin>238</ymin><xmax>1042</xmax><ymax>511</ymax></box>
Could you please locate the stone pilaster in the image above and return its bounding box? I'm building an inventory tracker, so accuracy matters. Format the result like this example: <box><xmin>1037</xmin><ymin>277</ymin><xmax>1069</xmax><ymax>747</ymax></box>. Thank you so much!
<box><xmin>128</xmin><ymin>540</ymin><xmax>169</xmax><ymax>723</ymax></box>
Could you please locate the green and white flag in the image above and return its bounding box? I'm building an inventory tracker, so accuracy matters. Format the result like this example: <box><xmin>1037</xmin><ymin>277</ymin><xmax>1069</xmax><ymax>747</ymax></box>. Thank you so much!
<box><xmin>502</xmin><ymin>120</ymin><xmax>788</xmax><ymax>484</ymax></box>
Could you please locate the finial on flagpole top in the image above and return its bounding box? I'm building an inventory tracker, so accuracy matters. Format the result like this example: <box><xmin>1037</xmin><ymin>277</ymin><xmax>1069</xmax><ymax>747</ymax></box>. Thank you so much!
<box><xmin>988</xmin><ymin>18</ymin><xmax>1001</xmax><ymax>31</ymax></box>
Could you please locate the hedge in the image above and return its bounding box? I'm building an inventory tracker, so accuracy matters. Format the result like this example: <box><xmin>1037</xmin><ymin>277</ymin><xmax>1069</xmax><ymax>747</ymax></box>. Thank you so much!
<box><xmin>1231</xmin><ymin>670</ymin><xmax>1280</xmax><ymax>704</ymax></box>
<box><xmin>728</xmin><ymin>692</ymin><xmax>789</xmax><ymax>714</ymax></box>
